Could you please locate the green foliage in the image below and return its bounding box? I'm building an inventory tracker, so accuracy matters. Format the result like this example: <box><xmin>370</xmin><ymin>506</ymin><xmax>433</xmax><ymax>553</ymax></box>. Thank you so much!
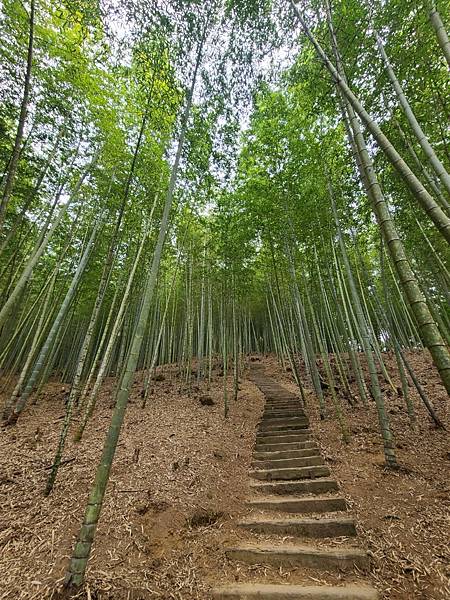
<box><xmin>0</xmin><ymin>0</ymin><xmax>448</xmax><ymax>380</ymax></box>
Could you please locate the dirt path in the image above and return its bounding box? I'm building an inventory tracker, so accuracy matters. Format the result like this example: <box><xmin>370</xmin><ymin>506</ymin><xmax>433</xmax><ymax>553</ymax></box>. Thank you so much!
<box><xmin>212</xmin><ymin>366</ymin><xmax>378</xmax><ymax>599</ymax></box>
<box><xmin>256</xmin><ymin>354</ymin><xmax>450</xmax><ymax>600</ymax></box>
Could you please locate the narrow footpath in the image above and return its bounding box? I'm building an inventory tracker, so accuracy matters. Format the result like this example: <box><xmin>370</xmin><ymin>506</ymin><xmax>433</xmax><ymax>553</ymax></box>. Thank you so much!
<box><xmin>213</xmin><ymin>368</ymin><xmax>379</xmax><ymax>599</ymax></box>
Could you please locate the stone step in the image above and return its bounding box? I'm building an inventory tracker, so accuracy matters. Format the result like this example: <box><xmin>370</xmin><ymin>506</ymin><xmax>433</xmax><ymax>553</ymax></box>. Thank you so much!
<box><xmin>256</xmin><ymin>433</ymin><xmax>313</xmax><ymax>445</ymax></box>
<box><xmin>258</xmin><ymin>426</ymin><xmax>310</xmax><ymax>436</ymax></box>
<box><xmin>262</xmin><ymin>411</ymin><xmax>307</xmax><ymax>419</ymax></box>
<box><xmin>262</xmin><ymin>393</ymin><xmax>297</xmax><ymax>397</ymax></box>
<box><xmin>255</xmin><ymin>441</ymin><xmax>317</xmax><ymax>452</ymax></box>
<box><xmin>261</xmin><ymin>416</ymin><xmax>309</xmax><ymax>424</ymax></box>
<box><xmin>262</xmin><ymin>410</ymin><xmax>305</xmax><ymax>416</ymax></box>
<box><xmin>260</xmin><ymin>421</ymin><xmax>310</xmax><ymax>429</ymax></box>
<box><xmin>265</xmin><ymin>396</ymin><xmax>302</xmax><ymax>401</ymax></box>
<box><xmin>253</xmin><ymin>448</ymin><xmax>321</xmax><ymax>461</ymax></box>
<box><xmin>247</xmin><ymin>494</ymin><xmax>347</xmax><ymax>513</ymax></box>
<box><xmin>264</xmin><ymin>414</ymin><xmax>303</xmax><ymax>422</ymax></box>
<box><xmin>260</xmin><ymin>418</ymin><xmax>310</xmax><ymax>429</ymax></box>
<box><xmin>249</xmin><ymin>465</ymin><xmax>330</xmax><ymax>481</ymax></box>
<box><xmin>257</xmin><ymin>426</ymin><xmax>310</xmax><ymax>436</ymax></box>
<box><xmin>265</xmin><ymin>396</ymin><xmax>304</xmax><ymax>408</ymax></box>
<box><xmin>264</xmin><ymin>400</ymin><xmax>305</xmax><ymax>412</ymax></box>
<box><xmin>264</xmin><ymin>394</ymin><xmax>302</xmax><ymax>405</ymax></box>
<box><xmin>265</xmin><ymin>401</ymin><xmax>303</xmax><ymax>406</ymax></box>
<box><xmin>256</xmin><ymin>432</ymin><xmax>313</xmax><ymax>443</ymax></box>
<box><xmin>249</xmin><ymin>478</ymin><xmax>339</xmax><ymax>495</ymax></box>
<box><xmin>259</xmin><ymin>417</ymin><xmax>309</xmax><ymax>429</ymax></box>
<box><xmin>260</xmin><ymin>418</ymin><xmax>309</xmax><ymax>425</ymax></box>
<box><xmin>238</xmin><ymin>516</ymin><xmax>357</xmax><ymax>538</ymax></box>
<box><xmin>261</xmin><ymin>390</ymin><xmax>301</xmax><ymax>403</ymax></box>
<box><xmin>212</xmin><ymin>584</ymin><xmax>379</xmax><ymax>600</ymax></box>
<box><xmin>265</xmin><ymin>391</ymin><xmax>300</xmax><ymax>394</ymax></box>
<box><xmin>252</xmin><ymin>456</ymin><xmax>325</xmax><ymax>470</ymax></box>
<box><xmin>266</xmin><ymin>404</ymin><xmax>300</xmax><ymax>407</ymax></box>
<box><xmin>264</xmin><ymin>403</ymin><xmax>301</xmax><ymax>408</ymax></box>
<box><xmin>225</xmin><ymin>543</ymin><xmax>369</xmax><ymax>570</ymax></box>
<box><xmin>264</xmin><ymin>392</ymin><xmax>301</xmax><ymax>404</ymax></box>
<box><xmin>258</xmin><ymin>429</ymin><xmax>312</xmax><ymax>437</ymax></box>
<box><xmin>264</xmin><ymin>393</ymin><xmax>298</xmax><ymax>398</ymax></box>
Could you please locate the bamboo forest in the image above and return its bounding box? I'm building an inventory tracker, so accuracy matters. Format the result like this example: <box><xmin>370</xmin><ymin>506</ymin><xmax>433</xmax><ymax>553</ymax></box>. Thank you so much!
<box><xmin>0</xmin><ymin>0</ymin><xmax>449</xmax><ymax>599</ymax></box>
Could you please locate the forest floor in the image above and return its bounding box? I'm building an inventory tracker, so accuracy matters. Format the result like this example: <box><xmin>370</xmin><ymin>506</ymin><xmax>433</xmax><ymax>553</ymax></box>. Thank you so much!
<box><xmin>0</xmin><ymin>351</ymin><xmax>449</xmax><ymax>600</ymax></box>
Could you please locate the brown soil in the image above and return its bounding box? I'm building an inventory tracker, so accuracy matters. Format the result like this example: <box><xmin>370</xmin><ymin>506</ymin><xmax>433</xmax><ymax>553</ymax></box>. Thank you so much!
<box><xmin>0</xmin><ymin>365</ymin><xmax>264</xmax><ymax>600</ymax></box>
<box><xmin>0</xmin><ymin>352</ymin><xmax>449</xmax><ymax>600</ymax></box>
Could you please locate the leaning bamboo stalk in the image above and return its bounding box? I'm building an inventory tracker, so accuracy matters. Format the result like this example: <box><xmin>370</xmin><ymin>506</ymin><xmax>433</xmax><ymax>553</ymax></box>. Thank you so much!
<box><xmin>5</xmin><ymin>217</ymin><xmax>101</xmax><ymax>424</ymax></box>
<box><xmin>0</xmin><ymin>0</ymin><xmax>35</xmax><ymax>230</ymax></box>
<box><xmin>376</xmin><ymin>32</ymin><xmax>450</xmax><ymax>197</ymax></box>
<box><xmin>329</xmin><ymin>182</ymin><xmax>397</xmax><ymax>466</ymax></box>
<box><xmin>427</xmin><ymin>0</ymin><xmax>450</xmax><ymax>69</ymax></box>
<box><xmin>289</xmin><ymin>0</ymin><xmax>450</xmax><ymax>244</ymax></box>
<box><xmin>321</xmin><ymin>0</ymin><xmax>450</xmax><ymax>395</ymax></box>
<box><xmin>0</xmin><ymin>154</ymin><xmax>97</xmax><ymax>330</ymax></box>
<box><xmin>74</xmin><ymin>226</ymin><xmax>150</xmax><ymax>440</ymax></box>
<box><xmin>64</xmin><ymin>28</ymin><xmax>206</xmax><ymax>586</ymax></box>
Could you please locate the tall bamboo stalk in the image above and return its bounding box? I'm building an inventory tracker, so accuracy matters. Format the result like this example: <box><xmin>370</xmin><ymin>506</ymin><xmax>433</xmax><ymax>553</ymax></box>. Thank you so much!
<box><xmin>321</xmin><ymin>0</ymin><xmax>450</xmax><ymax>396</ymax></box>
<box><xmin>289</xmin><ymin>0</ymin><xmax>450</xmax><ymax>244</ymax></box>
<box><xmin>64</xmin><ymin>28</ymin><xmax>206</xmax><ymax>586</ymax></box>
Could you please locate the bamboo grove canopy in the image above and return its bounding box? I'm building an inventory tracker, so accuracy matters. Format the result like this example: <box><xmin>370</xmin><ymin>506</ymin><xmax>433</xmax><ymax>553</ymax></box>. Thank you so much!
<box><xmin>0</xmin><ymin>0</ymin><xmax>449</xmax><ymax>588</ymax></box>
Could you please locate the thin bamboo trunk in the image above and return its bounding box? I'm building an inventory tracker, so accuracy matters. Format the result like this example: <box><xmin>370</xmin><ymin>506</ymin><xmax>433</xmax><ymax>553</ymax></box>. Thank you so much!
<box><xmin>5</xmin><ymin>218</ymin><xmax>101</xmax><ymax>424</ymax></box>
<box><xmin>330</xmin><ymin>184</ymin><xmax>397</xmax><ymax>466</ymax></box>
<box><xmin>0</xmin><ymin>0</ymin><xmax>35</xmax><ymax>230</ymax></box>
<box><xmin>0</xmin><ymin>155</ymin><xmax>97</xmax><ymax>330</ymax></box>
<box><xmin>289</xmin><ymin>0</ymin><xmax>450</xmax><ymax>244</ymax></box>
<box><xmin>322</xmin><ymin>0</ymin><xmax>450</xmax><ymax>396</ymax></box>
<box><xmin>64</xmin><ymin>29</ymin><xmax>205</xmax><ymax>586</ymax></box>
<box><xmin>428</xmin><ymin>0</ymin><xmax>450</xmax><ymax>69</ymax></box>
<box><xmin>376</xmin><ymin>33</ymin><xmax>450</xmax><ymax>197</ymax></box>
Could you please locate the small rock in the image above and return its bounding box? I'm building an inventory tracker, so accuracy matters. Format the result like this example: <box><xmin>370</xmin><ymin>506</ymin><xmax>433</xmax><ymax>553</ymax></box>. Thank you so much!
<box><xmin>200</xmin><ymin>395</ymin><xmax>215</xmax><ymax>406</ymax></box>
<box><xmin>0</xmin><ymin>475</ymin><xmax>16</xmax><ymax>485</ymax></box>
<box><xmin>135</xmin><ymin>502</ymin><xmax>149</xmax><ymax>515</ymax></box>
<box><xmin>187</xmin><ymin>509</ymin><xmax>223</xmax><ymax>528</ymax></box>
<box><xmin>213</xmin><ymin>450</ymin><xmax>224</xmax><ymax>459</ymax></box>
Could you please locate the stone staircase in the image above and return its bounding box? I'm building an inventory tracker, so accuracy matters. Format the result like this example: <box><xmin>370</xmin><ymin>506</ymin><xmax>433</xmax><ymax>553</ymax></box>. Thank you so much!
<box><xmin>212</xmin><ymin>371</ymin><xmax>379</xmax><ymax>600</ymax></box>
